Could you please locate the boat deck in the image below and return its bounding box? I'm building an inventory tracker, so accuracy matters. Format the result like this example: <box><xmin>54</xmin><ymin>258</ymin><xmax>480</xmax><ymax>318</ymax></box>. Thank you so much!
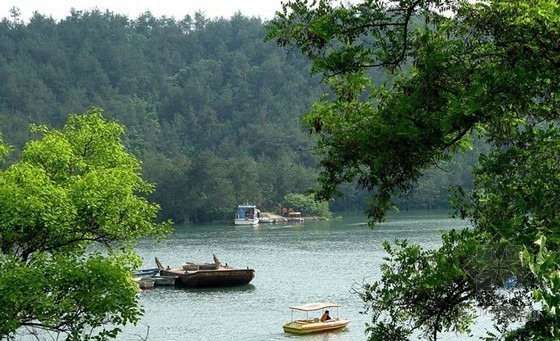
<box><xmin>283</xmin><ymin>318</ymin><xmax>349</xmax><ymax>334</ymax></box>
<box><xmin>159</xmin><ymin>267</ymin><xmax>255</xmax><ymax>287</ymax></box>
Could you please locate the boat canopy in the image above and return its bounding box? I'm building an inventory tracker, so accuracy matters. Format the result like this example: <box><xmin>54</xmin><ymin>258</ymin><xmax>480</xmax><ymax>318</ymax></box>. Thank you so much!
<box><xmin>288</xmin><ymin>302</ymin><xmax>341</xmax><ymax>311</ymax></box>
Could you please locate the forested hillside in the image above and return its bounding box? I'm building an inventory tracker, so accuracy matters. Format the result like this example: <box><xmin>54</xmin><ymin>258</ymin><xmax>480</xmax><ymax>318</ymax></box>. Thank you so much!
<box><xmin>0</xmin><ymin>10</ymin><xmax>475</xmax><ymax>223</ymax></box>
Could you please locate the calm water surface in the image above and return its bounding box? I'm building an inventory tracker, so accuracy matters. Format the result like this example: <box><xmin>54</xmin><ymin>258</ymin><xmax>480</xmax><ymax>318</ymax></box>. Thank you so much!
<box><xmin>120</xmin><ymin>211</ymin><xmax>470</xmax><ymax>341</ymax></box>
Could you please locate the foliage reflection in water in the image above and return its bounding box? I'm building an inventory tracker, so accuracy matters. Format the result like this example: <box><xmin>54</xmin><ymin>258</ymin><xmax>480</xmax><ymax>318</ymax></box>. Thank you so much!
<box><xmin>120</xmin><ymin>211</ymin><xmax>470</xmax><ymax>341</ymax></box>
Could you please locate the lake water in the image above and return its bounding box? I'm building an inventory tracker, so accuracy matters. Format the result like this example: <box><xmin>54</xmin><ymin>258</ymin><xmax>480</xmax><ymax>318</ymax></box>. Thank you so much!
<box><xmin>118</xmin><ymin>211</ymin><xmax>476</xmax><ymax>341</ymax></box>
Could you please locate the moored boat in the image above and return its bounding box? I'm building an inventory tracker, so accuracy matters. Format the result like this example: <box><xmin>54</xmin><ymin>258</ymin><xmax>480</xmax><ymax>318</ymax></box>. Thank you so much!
<box><xmin>283</xmin><ymin>302</ymin><xmax>349</xmax><ymax>334</ymax></box>
<box><xmin>258</xmin><ymin>216</ymin><xmax>277</xmax><ymax>224</ymax></box>
<box><xmin>235</xmin><ymin>203</ymin><xmax>260</xmax><ymax>225</ymax></box>
<box><xmin>132</xmin><ymin>268</ymin><xmax>160</xmax><ymax>278</ymax></box>
<box><xmin>286</xmin><ymin>212</ymin><xmax>304</xmax><ymax>223</ymax></box>
<box><xmin>135</xmin><ymin>277</ymin><xmax>156</xmax><ymax>289</ymax></box>
<box><xmin>155</xmin><ymin>255</ymin><xmax>255</xmax><ymax>288</ymax></box>
<box><xmin>153</xmin><ymin>275</ymin><xmax>178</xmax><ymax>286</ymax></box>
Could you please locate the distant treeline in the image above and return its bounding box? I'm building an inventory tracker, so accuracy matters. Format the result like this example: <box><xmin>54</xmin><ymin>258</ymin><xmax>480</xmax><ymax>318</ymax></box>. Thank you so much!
<box><xmin>0</xmin><ymin>10</ymin><xmax>478</xmax><ymax>223</ymax></box>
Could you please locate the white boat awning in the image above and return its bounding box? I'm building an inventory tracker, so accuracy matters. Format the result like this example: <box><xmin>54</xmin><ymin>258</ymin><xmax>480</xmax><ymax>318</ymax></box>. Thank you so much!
<box><xmin>288</xmin><ymin>302</ymin><xmax>341</xmax><ymax>311</ymax></box>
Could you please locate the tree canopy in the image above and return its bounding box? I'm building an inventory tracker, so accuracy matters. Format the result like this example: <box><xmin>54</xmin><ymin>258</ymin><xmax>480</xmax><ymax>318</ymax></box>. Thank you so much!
<box><xmin>0</xmin><ymin>108</ymin><xmax>171</xmax><ymax>340</ymax></box>
<box><xmin>268</xmin><ymin>0</ymin><xmax>560</xmax><ymax>338</ymax></box>
<box><xmin>0</xmin><ymin>9</ymin><xmax>478</xmax><ymax>223</ymax></box>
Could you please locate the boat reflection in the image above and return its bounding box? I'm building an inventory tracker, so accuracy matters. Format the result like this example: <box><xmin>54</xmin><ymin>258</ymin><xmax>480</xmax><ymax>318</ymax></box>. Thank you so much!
<box><xmin>179</xmin><ymin>283</ymin><xmax>256</xmax><ymax>294</ymax></box>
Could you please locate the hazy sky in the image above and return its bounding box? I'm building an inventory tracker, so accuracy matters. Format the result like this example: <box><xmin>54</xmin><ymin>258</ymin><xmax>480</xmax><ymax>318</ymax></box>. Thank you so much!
<box><xmin>1</xmin><ymin>0</ymin><xmax>285</xmax><ymax>22</ymax></box>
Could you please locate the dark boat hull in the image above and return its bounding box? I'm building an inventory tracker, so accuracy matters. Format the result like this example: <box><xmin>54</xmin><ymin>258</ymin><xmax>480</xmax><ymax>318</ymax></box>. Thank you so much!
<box><xmin>159</xmin><ymin>268</ymin><xmax>255</xmax><ymax>288</ymax></box>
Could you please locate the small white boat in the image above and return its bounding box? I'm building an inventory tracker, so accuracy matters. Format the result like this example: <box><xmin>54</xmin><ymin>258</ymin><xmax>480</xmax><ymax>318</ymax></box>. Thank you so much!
<box><xmin>153</xmin><ymin>275</ymin><xmax>177</xmax><ymax>286</ymax></box>
<box><xmin>234</xmin><ymin>203</ymin><xmax>260</xmax><ymax>225</ymax></box>
<box><xmin>283</xmin><ymin>302</ymin><xmax>349</xmax><ymax>334</ymax></box>
<box><xmin>136</xmin><ymin>277</ymin><xmax>155</xmax><ymax>289</ymax></box>
<box><xmin>258</xmin><ymin>215</ymin><xmax>277</xmax><ymax>224</ymax></box>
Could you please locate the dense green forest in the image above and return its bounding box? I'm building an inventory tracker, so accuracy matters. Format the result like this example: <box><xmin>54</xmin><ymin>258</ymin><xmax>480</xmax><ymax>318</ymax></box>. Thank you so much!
<box><xmin>0</xmin><ymin>9</ymin><xmax>476</xmax><ymax>223</ymax></box>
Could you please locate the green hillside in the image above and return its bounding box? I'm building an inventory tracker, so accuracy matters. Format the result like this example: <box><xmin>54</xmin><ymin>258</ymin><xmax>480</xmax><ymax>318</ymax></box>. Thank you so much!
<box><xmin>0</xmin><ymin>10</ymin><xmax>474</xmax><ymax>223</ymax></box>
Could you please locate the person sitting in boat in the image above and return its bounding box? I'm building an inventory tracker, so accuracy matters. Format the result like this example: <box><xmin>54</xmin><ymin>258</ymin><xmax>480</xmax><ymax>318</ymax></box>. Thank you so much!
<box><xmin>320</xmin><ymin>310</ymin><xmax>331</xmax><ymax>322</ymax></box>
